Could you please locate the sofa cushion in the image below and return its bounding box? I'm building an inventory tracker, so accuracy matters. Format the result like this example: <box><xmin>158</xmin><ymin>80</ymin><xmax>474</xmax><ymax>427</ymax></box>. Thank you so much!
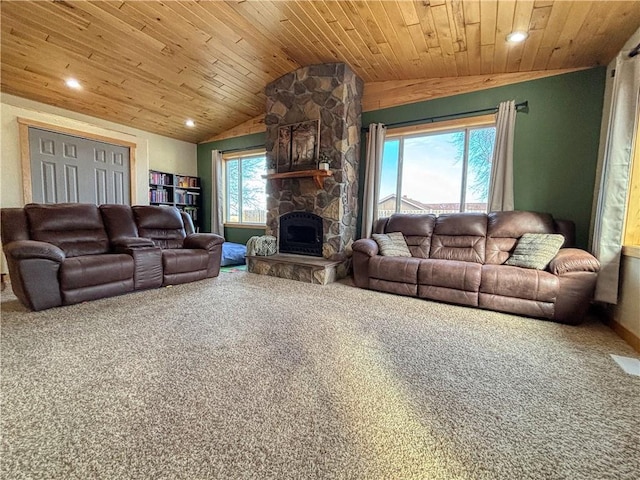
<box><xmin>369</xmin><ymin>256</ymin><xmax>422</xmax><ymax>284</ymax></box>
<box><xmin>370</xmin><ymin>279</ymin><xmax>417</xmax><ymax>297</ymax></box>
<box><xmin>372</xmin><ymin>217</ymin><xmax>389</xmax><ymax>234</ymax></box>
<box><xmin>100</xmin><ymin>204</ymin><xmax>139</xmax><ymax>241</ymax></box>
<box><xmin>485</xmin><ymin>211</ymin><xmax>556</xmax><ymax>265</ymax></box>
<box><xmin>429</xmin><ymin>213</ymin><xmax>487</xmax><ymax>263</ymax></box>
<box><xmin>162</xmin><ymin>249</ymin><xmax>209</xmax><ymax>275</ymax></box>
<box><xmin>133</xmin><ymin>206</ymin><xmax>186</xmax><ymax>249</ymax></box>
<box><xmin>417</xmin><ymin>259</ymin><xmax>482</xmax><ymax>307</ymax></box>
<box><xmin>1</xmin><ymin>208</ymin><xmax>30</xmax><ymax>244</ymax></box>
<box><xmin>386</xmin><ymin>214</ymin><xmax>436</xmax><ymax>258</ymax></box>
<box><xmin>479</xmin><ymin>294</ymin><xmax>555</xmax><ymax>320</ymax></box>
<box><xmin>481</xmin><ymin>265</ymin><xmax>558</xmax><ymax>302</ymax></box>
<box><xmin>505</xmin><ymin>233</ymin><xmax>565</xmax><ymax>270</ymax></box>
<box><xmin>372</xmin><ymin>232</ymin><xmax>411</xmax><ymax>257</ymax></box>
<box><xmin>60</xmin><ymin>254</ymin><xmax>134</xmax><ymax>290</ymax></box>
<box><xmin>25</xmin><ymin>203</ymin><xmax>110</xmax><ymax>257</ymax></box>
<box><xmin>418</xmin><ymin>259</ymin><xmax>482</xmax><ymax>292</ymax></box>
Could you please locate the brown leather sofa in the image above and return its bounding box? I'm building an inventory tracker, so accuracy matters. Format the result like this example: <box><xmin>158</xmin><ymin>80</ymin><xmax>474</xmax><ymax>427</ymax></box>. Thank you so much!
<box><xmin>352</xmin><ymin>211</ymin><xmax>600</xmax><ymax>325</ymax></box>
<box><xmin>1</xmin><ymin>203</ymin><xmax>224</xmax><ymax>311</ymax></box>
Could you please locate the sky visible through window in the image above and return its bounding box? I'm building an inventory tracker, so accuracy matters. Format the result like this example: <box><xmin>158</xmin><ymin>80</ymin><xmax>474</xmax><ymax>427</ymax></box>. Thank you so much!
<box><xmin>380</xmin><ymin>127</ymin><xmax>495</xmax><ymax>214</ymax></box>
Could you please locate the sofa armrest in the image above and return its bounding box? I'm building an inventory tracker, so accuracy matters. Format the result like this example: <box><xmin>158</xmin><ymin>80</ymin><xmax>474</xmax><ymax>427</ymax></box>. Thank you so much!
<box><xmin>183</xmin><ymin>233</ymin><xmax>224</xmax><ymax>278</ymax></box>
<box><xmin>352</xmin><ymin>238</ymin><xmax>379</xmax><ymax>257</ymax></box>
<box><xmin>112</xmin><ymin>236</ymin><xmax>156</xmax><ymax>250</ymax></box>
<box><xmin>548</xmin><ymin>248</ymin><xmax>600</xmax><ymax>275</ymax></box>
<box><xmin>352</xmin><ymin>239</ymin><xmax>379</xmax><ymax>289</ymax></box>
<box><xmin>184</xmin><ymin>233</ymin><xmax>225</xmax><ymax>251</ymax></box>
<box><xmin>3</xmin><ymin>240</ymin><xmax>64</xmax><ymax>311</ymax></box>
<box><xmin>5</xmin><ymin>240</ymin><xmax>65</xmax><ymax>263</ymax></box>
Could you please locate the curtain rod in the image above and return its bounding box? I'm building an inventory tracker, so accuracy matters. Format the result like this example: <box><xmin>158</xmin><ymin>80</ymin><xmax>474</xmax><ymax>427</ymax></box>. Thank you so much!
<box><xmin>217</xmin><ymin>100</ymin><xmax>529</xmax><ymax>144</ymax></box>
<box><xmin>220</xmin><ymin>144</ymin><xmax>265</xmax><ymax>154</ymax></box>
<box><xmin>362</xmin><ymin>100</ymin><xmax>529</xmax><ymax>132</ymax></box>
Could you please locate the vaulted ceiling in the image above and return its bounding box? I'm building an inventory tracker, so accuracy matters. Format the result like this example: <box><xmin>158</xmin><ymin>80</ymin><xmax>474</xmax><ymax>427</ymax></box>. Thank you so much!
<box><xmin>2</xmin><ymin>1</ymin><xmax>639</xmax><ymax>143</ymax></box>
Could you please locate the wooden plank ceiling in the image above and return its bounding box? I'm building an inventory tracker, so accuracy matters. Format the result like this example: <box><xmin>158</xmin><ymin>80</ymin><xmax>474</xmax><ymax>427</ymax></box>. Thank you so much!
<box><xmin>2</xmin><ymin>0</ymin><xmax>639</xmax><ymax>143</ymax></box>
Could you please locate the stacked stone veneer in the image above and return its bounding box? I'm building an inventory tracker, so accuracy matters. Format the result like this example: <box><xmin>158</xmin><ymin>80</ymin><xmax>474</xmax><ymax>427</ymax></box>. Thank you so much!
<box><xmin>265</xmin><ymin>63</ymin><xmax>363</xmax><ymax>262</ymax></box>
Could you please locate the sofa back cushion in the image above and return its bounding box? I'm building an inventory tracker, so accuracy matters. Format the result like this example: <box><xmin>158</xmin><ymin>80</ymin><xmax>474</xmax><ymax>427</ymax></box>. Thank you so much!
<box><xmin>372</xmin><ymin>217</ymin><xmax>389</xmax><ymax>234</ymax></box>
<box><xmin>100</xmin><ymin>204</ymin><xmax>139</xmax><ymax>242</ymax></box>
<box><xmin>553</xmin><ymin>219</ymin><xmax>576</xmax><ymax>248</ymax></box>
<box><xmin>385</xmin><ymin>214</ymin><xmax>436</xmax><ymax>258</ymax></box>
<box><xmin>485</xmin><ymin>211</ymin><xmax>556</xmax><ymax>265</ymax></box>
<box><xmin>1</xmin><ymin>208</ymin><xmax>30</xmax><ymax>245</ymax></box>
<box><xmin>133</xmin><ymin>206</ymin><xmax>186</xmax><ymax>249</ymax></box>
<box><xmin>180</xmin><ymin>211</ymin><xmax>196</xmax><ymax>235</ymax></box>
<box><xmin>25</xmin><ymin>203</ymin><xmax>110</xmax><ymax>257</ymax></box>
<box><xmin>429</xmin><ymin>213</ymin><xmax>487</xmax><ymax>263</ymax></box>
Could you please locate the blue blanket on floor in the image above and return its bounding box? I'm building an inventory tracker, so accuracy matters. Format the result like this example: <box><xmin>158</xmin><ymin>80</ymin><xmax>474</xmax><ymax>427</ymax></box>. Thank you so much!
<box><xmin>221</xmin><ymin>242</ymin><xmax>247</xmax><ymax>266</ymax></box>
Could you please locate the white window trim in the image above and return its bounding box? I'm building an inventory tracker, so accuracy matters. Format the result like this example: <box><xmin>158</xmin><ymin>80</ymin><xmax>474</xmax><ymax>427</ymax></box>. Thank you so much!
<box><xmin>385</xmin><ymin>114</ymin><xmax>496</xmax><ymax>138</ymax></box>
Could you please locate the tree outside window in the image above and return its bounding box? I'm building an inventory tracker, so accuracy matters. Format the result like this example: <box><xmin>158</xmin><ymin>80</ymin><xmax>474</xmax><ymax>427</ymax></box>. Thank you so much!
<box><xmin>225</xmin><ymin>153</ymin><xmax>266</xmax><ymax>224</ymax></box>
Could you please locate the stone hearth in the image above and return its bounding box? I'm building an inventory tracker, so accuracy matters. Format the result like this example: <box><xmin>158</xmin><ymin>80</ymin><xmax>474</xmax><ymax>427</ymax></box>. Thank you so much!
<box><xmin>246</xmin><ymin>254</ymin><xmax>345</xmax><ymax>285</ymax></box>
<box><xmin>251</xmin><ymin>62</ymin><xmax>363</xmax><ymax>284</ymax></box>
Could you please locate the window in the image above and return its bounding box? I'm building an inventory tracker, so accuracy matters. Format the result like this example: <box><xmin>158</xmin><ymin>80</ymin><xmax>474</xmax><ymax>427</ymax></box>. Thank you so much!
<box><xmin>379</xmin><ymin>116</ymin><xmax>496</xmax><ymax>218</ymax></box>
<box><xmin>224</xmin><ymin>150</ymin><xmax>267</xmax><ymax>224</ymax></box>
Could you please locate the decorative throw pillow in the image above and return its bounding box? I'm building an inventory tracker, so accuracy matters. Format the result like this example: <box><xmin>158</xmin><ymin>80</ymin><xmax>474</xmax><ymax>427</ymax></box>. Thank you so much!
<box><xmin>505</xmin><ymin>233</ymin><xmax>565</xmax><ymax>270</ymax></box>
<box><xmin>372</xmin><ymin>232</ymin><xmax>412</xmax><ymax>257</ymax></box>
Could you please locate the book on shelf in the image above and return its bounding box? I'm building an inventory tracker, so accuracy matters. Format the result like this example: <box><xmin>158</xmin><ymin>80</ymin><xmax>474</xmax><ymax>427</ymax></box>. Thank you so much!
<box><xmin>150</xmin><ymin>188</ymin><xmax>170</xmax><ymax>203</ymax></box>
<box><xmin>176</xmin><ymin>176</ymin><xmax>199</xmax><ymax>188</ymax></box>
<box><xmin>174</xmin><ymin>189</ymin><xmax>200</xmax><ymax>205</ymax></box>
<box><xmin>182</xmin><ymin>207</ymin><xmax>199</xmax><ymax>222</ymax></box>
<box><xmin>149</xmin><ymin>171</ymin><xmax>172</xmax><ymax>186</ymax></box>
<box><xmin>149</xmin><ymin>170</ymin><xmax>201</xmax><ymax>229</ymax></box>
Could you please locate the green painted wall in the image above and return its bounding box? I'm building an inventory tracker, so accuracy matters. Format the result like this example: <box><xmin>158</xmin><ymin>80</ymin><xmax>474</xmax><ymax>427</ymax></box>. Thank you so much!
<box><xmin>197</xmin><ymin>68</ymin><xmax>605</xmax><ymax>249</ymax></box>
<box><xmin>361</xmin><ymin>67</ymin><xmax>606</xmax><ymax>249</ymax></box>
<box><xmin>223</xmin><ymin>226</ymin><xmax>266</xmax><ymax>245</ymax></box>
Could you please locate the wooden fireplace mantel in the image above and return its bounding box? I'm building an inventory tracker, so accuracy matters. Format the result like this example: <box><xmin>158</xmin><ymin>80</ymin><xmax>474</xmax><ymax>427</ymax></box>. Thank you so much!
<box><xmin>262</xmin><ymin>169</ymin><xmax>333</xmax><ymax>189</ymax></box>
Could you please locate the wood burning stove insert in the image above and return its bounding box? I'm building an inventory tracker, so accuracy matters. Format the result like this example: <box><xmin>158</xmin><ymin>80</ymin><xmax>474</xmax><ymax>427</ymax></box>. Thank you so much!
<box><xmin>279</xmin><ymin>212</ymin><xmax>323</xmax><ymax>257</ymax></box>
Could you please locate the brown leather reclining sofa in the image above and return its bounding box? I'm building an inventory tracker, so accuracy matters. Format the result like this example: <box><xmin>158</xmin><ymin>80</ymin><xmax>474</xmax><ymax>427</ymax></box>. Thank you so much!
<box><xmin>1</xmin><ymin>203</ymin><xmax>224</xmax><ymax>311</ymax></box>
<box><xmin>352</xmin><ymin>211</ymin><xmax>600</xmax><ymax>325</ymax></box>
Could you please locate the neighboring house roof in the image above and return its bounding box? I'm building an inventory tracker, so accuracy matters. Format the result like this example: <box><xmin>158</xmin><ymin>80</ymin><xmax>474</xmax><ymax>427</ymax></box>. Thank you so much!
<box><xmin>378</xmin><ymin>194</ymin><xmax>425</xmax><ymax>210</ymax></box>
<box><xmin>378</xmin><ymin>194</ymin><xmax>486</xmax><ymax>211</ymax></box>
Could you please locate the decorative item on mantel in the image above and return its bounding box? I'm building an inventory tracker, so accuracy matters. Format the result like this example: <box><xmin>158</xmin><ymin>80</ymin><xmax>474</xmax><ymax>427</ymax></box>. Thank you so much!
<box><xmin>318</xmin><ymin>151</ymin><xmax>331</xmax><ymax>171</ymax></box>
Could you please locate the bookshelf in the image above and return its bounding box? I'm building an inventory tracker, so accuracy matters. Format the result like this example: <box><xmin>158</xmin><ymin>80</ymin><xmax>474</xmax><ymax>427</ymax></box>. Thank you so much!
<box><xmin>149</xmin><ymin>170</ymin><xmax>202</xmax><ymax>231</ymax></box>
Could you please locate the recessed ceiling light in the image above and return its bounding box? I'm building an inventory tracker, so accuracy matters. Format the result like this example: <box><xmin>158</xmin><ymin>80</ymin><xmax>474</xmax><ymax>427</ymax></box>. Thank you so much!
<box><xmin>185</xmin><ymin>119</ymin><xmax>196</xmax><ymax>128</ymax></box>
<box><xmin>65</xmin><ymin>78</ymin><xmax>82</xmax><ymax>89</ymax></box>
<box><xmin>506</xmin><ymin>31</ymin><xmax>528</xmax><ymax>43</ymax></box>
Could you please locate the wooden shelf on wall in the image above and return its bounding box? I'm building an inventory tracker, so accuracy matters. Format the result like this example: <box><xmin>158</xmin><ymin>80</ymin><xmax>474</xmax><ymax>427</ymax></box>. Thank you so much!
<box><xmin>262</xmin><ymin>169</ymin><xmax>333</xmax><ymax>189</ymax></box>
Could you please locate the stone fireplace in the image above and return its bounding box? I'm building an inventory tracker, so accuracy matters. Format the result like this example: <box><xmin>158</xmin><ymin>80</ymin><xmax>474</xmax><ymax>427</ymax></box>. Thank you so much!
<box><xmin>247</xmin><ymin>62</ymin><xmax>363</xmax><ymax>284</ymax></box>
<box><xmin>267</xmin><ymin>63</ymin><xmax>362</xmax><ymax>256</ymax></box>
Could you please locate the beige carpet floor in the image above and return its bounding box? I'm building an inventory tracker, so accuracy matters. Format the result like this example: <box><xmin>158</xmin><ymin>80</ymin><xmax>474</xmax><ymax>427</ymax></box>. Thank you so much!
<box><xmin>1</xmin><ymin>272</ymin><xmax>639</xmax><ymax>479</ymax></box>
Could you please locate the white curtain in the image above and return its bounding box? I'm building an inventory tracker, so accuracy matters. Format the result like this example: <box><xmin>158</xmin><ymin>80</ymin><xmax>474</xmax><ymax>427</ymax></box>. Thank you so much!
<box><xmin>488</xmin><ymin>100</ymin><xmax>517</xmax><ymax>212</ymax></box>
<box><xmin>360</xmin><ymin>123</ymin><xmax>386</xmax><ymax>238</ymax></box>
<box><xmin>211</xmin><ymin>150</ymin><xmax>224</xmax><ymax>236</ymax></box>
<box><xmin>592</xmin><ymin>50</ymin><xmax>640</xmax><ymax>304</ymax></box>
